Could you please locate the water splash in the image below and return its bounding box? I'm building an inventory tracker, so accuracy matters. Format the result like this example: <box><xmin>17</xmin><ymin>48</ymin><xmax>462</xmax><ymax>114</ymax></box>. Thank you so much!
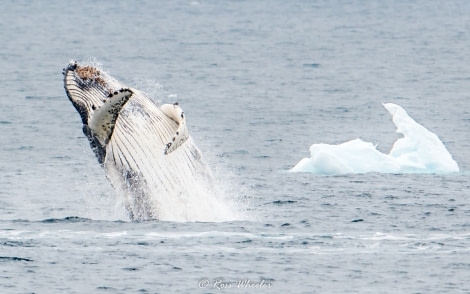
<box><xmin>290</xmin><ymin>103</ymin><xmax>459</xmax><ymax>175</ymax></box>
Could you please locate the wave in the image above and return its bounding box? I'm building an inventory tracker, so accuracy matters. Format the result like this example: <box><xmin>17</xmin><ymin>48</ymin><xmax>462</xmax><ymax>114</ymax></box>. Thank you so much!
<box><xmin>40</xmin><ymin>216</ymin><xmax>93</xmax><ymax>223</ymax></box>
<box><xmin>0</xmin><ymin>256</ymin><xmax>33</xmax><ymax>262</ymax></box>
<box><xmin>290</xmin><ymin>103</ymin><xmax>459</xmax><ymax>175</ymax></box>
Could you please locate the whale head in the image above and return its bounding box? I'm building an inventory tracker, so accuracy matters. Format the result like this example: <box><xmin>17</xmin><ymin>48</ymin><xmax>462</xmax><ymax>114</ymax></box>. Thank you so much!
<box><xmin>63</xmin><ymin>60</ymin><xmax>134</xmax><ymax>163</ymax></box>
<box><xmin>63</xmin><ymin>60</ymin><xmax>118</xmax><ymax>124</ymax></box>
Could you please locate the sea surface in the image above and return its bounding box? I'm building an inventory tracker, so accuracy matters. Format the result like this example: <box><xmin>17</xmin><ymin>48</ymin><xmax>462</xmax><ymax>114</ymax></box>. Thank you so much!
<box><xmin>1</xmin><ymin>1</ymin><xmax>470</xmax><ymax>293</ymax></box>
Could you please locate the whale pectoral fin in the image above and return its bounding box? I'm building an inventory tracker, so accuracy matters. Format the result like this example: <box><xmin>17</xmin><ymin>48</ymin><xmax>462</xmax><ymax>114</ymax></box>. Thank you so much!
<box><xmin>88</xmin><ymin>88</ymin><xmax>133</xmax><ymax>146</ymax></box>
<box><xmin>164</xmin><ymin>125</ymin><xmax>189</xmax><ymax>155</ymax></box>
<box><xmin>160</xmin><ymin>103</ymin><xmax>189</xmax><ymax>155</ymax></box>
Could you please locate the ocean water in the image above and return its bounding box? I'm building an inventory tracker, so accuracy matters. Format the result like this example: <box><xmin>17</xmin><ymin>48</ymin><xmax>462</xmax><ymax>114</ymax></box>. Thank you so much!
<box><xmin>1</xmin><ymin>0</ymin><xmax>470</xmax><ymax>293</ymax></box>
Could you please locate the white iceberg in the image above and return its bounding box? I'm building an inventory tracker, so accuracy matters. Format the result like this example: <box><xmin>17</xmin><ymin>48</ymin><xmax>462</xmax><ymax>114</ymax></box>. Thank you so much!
<box><xmin>290</xmin><ymin>103</ymin><xmax>459</xmax><ymax>175</ymax></box>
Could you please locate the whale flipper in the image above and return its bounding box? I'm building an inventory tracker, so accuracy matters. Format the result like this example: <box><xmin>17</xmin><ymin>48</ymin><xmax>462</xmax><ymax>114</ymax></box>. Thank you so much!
<box><xmin>88</xmin><ymin>89</ymin><xmax>133</xmax><ymax>146</ymax></box>
<box><xmin>160</xmin><ymin>103</ymin><xmax>189</xmax><ymax>155</ymax></box>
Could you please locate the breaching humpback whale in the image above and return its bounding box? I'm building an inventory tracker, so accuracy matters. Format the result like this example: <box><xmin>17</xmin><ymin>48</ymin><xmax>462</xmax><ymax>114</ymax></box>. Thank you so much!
<box><xmin>63</xmin><ymin>61</ymin><xmax>227</xmax><ymax>221</ymax></box>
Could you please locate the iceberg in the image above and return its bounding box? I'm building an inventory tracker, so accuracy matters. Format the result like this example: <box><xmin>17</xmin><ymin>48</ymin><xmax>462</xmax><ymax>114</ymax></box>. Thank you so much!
<box><xmin>290</xmin><ymin>103</ymin><xmax>459</xmax><ymax>175</ymax></box>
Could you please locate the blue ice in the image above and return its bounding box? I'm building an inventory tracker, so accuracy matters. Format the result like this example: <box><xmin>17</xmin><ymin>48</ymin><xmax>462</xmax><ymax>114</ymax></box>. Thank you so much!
<box><xmin>290</xmin><ymin>103</ymin><xmax>459</xmax><ymax>175</ymax></box>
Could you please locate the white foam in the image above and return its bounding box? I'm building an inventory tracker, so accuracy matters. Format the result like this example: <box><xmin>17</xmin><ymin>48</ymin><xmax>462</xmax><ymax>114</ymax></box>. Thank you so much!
<box><xmin>290</xmin><ymin>103</ymin><xmax>459</xmax><ymax>175</ymax></box>
<box><xmin>99</xmin><ymin>231</ymin><xmax>128</xmax><ymax>238</ymax></box>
